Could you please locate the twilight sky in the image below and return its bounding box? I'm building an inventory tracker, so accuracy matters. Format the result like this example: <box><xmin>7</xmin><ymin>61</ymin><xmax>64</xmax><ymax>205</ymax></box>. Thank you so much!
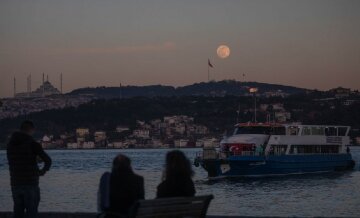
<box><xmin>1</xmin><ymin>0</ymin><xmax>359</xmax><ymax>97</ymax></box>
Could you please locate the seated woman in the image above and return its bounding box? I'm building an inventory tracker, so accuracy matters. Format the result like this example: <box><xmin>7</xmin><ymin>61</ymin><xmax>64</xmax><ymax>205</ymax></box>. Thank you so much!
<box><xmin>98</xmin><ymin>154</ymin><xmax>144</xmax><ymax>216</ymax></box>
<box><xmin>156</xmin><ymin>150</ymin><xmax>195</xmax><ymax>198</ymax></box>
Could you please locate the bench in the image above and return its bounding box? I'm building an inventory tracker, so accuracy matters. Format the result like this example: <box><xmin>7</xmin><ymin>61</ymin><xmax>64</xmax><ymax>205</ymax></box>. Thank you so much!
<box><xmin>132</xmin><ymin>195</ymin><xmax>213</xmax><ymax>218</ymax></box>
<box><xmin>103</xmin><ymin>195</ymin><xmax>214</xmax><ymax>218</ymax></box>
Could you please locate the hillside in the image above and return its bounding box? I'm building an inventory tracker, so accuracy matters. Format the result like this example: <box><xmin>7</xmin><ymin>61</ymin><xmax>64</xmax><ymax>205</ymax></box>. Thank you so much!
<box><xmin>69</xmin><ymin>80</ymin><xmax>308</xmax><ymax>98</ymax></box>
<box><xmin>1</xmin><ymin>94</ymin><xmax>360</xmax><ymax>145</ymax></box>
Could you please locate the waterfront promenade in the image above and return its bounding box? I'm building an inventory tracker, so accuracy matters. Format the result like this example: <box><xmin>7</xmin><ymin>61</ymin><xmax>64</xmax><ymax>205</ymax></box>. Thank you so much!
<box><xmin>0</xmin><ymin>212</ymin><xmax>268</xmax><ymax>218</ymax></box>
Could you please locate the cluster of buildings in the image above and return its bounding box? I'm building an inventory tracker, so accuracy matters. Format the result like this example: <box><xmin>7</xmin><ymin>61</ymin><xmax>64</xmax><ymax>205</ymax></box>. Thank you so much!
<box><xmin>258</xmin><ymin>103</ymin><xmax>291</xmax><ymax>123</ymax></box>
<box><xmin>314</xmin><ymin>87</ymin><xmax>360</xmax><ymax>107</ymax></box>
<box><xmin>246</xmin><ymin>90</ymin><xmax>290</xmax><ymax>98</ymax></box>
<box><xmin>0</xmin><ymin>77</ymin><xmax>96</xmax><ymax>120</ymax></box>
<box><xmin>41</xmin><ymin>115</ymin><xmax>219</xmax><ymax>149</ymax></box>
<box><xmin>328</xmin><ymin>87</ymin><xmax>355</xmax><ymax>99</ymax></box>
<box><xmin>0</xmin><ymin>95</ymin><xmax>95</xmax><ymax>120</ymax></box>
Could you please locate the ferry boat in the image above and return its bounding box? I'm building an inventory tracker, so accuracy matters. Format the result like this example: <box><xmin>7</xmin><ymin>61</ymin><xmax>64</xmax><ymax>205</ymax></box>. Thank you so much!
<box><xmin>194</xmin><ymin>123</ymin><xmax>355</xmax><ymax>178</ymax></box>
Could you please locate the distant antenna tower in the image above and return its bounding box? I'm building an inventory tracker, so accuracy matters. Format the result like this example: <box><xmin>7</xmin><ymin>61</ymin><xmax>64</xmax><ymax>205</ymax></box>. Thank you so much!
<box><xmin>236</xmin><ymin>103</ymin><xmax>240</xmax><ymax>123</ymax></box>
<box><xmin>26</xmin><ymin>74</ymin><xmax>32</xmax><ymax>96</ymax></box>
<box><xmin>60</xmin><ymin>73</ymin><xmax>63</xmax><ymax>94</ymax></box>
<box><xmin>120</xmin><ymin>82</ymin><xmax>122</xmax><ymax>99</ymax></box>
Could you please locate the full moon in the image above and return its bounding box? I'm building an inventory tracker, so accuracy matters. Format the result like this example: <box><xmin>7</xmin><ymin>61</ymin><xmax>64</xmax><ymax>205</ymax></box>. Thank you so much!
<box><xmin>217</xmin><ymin>45</ymin><xmax>230</xmax><ymax>58</ymax></box>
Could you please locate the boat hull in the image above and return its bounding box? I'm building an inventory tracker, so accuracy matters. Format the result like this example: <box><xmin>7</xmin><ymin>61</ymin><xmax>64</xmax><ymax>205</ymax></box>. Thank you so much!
<box><xmin>197</xmin><ymin>154</ymin><xmax>355</xmax><ymax>178</ymax></box>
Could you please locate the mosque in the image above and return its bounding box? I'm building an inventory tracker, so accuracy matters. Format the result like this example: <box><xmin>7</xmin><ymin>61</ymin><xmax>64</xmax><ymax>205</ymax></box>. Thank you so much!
<box><xmin>14</xmin><ymin>74</ymin><xmax>62</xmax><ymax>98</ymax></box>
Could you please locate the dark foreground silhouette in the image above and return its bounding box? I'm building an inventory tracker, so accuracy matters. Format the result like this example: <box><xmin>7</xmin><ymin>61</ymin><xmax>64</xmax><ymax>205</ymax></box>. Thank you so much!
<box><xmin>157</xmin><ymin>150</ymin><xmax>196</xmax><ymax>198</ymax></box>
<box><xmin>6</xmin><ymin>123</ymin><xmax>208</xmax><ymax>218</ymax></box>
<box><xmin>98</xmin><ymin>154</ymin><xmax>144</xmax><ymax>217</ymax></box>
<box><xmin>7</xmin><ymin>121</ymin><xmax>52</xmax><ymax>218</ymax></box>
<box><xmin>98</xmin><ymin>150</ymin><xmax>198</xmax><ymax>217</ymax></box>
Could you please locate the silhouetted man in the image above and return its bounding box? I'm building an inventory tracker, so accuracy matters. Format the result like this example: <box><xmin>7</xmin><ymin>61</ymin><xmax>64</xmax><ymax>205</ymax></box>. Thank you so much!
<box><xmin>7</xmin><ymin>121</ymin><xmax>52</xmax><ymax>218</ymax></box>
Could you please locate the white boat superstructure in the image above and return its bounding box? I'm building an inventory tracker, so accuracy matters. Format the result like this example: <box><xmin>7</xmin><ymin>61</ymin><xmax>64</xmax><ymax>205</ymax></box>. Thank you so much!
<box><xmin>195</xmin><ymin>122</ymin><xmax>355</xmax><ymax>178</ymax></box>
<box><xmin>220</xmin><ymin>123</ymin><xmax>351</xmax><ymax>156</ymax></box>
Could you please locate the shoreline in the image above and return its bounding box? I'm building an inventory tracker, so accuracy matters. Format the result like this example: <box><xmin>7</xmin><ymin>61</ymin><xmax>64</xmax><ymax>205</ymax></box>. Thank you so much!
<box><xmin>0</xmin><ymin>212</ymin><xmax>257</xmax><ymax>218</ymax></box>
<box><xmin>2</xmin><ymin>145</ymin><xmax>360</xmax><ymax>151</ymax></box>
<box><xmin>0</xmin><ymin>147</ymin><xmax>203</xmax><ymax>151</ymax></box>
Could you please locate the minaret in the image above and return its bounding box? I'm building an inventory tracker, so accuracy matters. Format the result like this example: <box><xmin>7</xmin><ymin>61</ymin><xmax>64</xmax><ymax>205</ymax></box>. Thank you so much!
<box><xmin>27</xmin><ymin>75</ymin><xmax>29</xmax><ymax>96</ymax></box>
<box><xmin>47</xmin><ymin>74</ymin><xmax>49</xmax><ymax>82</ymax></box>
<box><xmin>42</xmin><ymin>73</ymin><xmax>45</xmax><ymax>97</ymax></box>
<box><xmin>14</xmin><ymin>77</ymin><xmax>16</xmax><ymax>98</ymax></box>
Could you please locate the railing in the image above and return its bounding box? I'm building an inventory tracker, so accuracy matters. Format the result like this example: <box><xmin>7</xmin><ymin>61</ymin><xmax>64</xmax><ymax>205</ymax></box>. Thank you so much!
<box><xmin>196</xmin><ymin>149</ymin><xmax>347</xmax><ymax>161</ymax></box>
<box><xmin>197</xmin><ymin>149</ymin><xmax>265</xmax><ymax>160</ymax></box>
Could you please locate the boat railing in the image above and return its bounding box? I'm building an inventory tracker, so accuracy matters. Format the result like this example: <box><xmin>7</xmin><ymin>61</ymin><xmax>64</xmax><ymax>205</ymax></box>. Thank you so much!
<box><xmin>196</xmin><ymin>148</ymin><xmax>348</xmax><ymax>161</ymax></box>
<box><xmin>197</xmin><ymin>149</ymin><xmax>265</xmax><ymax>160</ymax></box>
<box><xmin>219</xmin><ymin>151</ymin><xmax>265</xmax><ymax>158</ymax></box>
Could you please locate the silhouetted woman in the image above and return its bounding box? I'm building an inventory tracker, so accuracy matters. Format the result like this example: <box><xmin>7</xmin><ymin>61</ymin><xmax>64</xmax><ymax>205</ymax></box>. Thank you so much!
<box><xmin>98</xmin><ymin>154</ymin><xmax>144</xmax><ymax>216</ymax></box>
<box><xmin>156</xmin><ymin>150</ymin><xmax>195</xmax><ymax>198</ymax></box>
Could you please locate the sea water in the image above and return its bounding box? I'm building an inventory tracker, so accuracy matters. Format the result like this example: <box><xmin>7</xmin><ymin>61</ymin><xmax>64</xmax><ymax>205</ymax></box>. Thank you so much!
<box><xmin>1</xmin><ymin>147</ymin><xmax>360</xmax><ymax>217</ymax></box>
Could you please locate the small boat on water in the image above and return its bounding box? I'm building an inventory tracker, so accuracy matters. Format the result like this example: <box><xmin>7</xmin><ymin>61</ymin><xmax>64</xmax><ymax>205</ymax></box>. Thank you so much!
<box><xmin>194</xmin><ymin>122</ymin><xmax>355</xmax><ymax>178</ymax></box>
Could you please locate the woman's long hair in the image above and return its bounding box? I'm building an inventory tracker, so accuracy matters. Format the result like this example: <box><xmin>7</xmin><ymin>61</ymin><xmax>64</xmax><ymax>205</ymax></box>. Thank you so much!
<box><xmin>112</xmin><ymin>154</ymin><xmax>133</xmax><ymax>176</ymax></box>
<box><xmin>163</xmin><ymin>150</ymin><xmax>194</xmax><ymax>181</ymax></box>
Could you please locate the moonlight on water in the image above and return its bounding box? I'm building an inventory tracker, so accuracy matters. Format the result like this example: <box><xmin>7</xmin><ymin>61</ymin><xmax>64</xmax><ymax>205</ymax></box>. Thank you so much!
<box><xmin>217</xmin><ymin>45</ymin><xmax>230</xmax><ymax>59</ymax></box>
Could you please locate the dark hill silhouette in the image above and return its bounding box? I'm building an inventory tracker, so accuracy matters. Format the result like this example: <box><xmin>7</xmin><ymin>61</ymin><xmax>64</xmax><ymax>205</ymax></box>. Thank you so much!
<box><xmin>68</xmin><ymin>80</ymin><xmax>307</xmax><ymax>98</ymax></box>
<box><xmin>1</xmin><ymin>95</ymin><xmax>359</xmax><ymax>146</ymax></box>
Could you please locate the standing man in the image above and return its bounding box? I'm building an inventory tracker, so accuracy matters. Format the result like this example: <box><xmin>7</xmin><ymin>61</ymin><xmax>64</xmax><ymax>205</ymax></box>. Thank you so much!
<box><xmin>7</xmin><ymin>121</ymin><xmax>52</xmax><ymax>218</ymax></box>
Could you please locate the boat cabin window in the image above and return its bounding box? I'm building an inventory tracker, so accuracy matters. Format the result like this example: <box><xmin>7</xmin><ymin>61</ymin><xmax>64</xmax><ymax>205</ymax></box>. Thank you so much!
<box><xmin>234</xmin><ymin>126</ymin><xmax>271</xmax><ymax>135</ymax></box>
<box><xmin>234</xmin><ymin>126</ymin><xmax>285</xmax><ymax>135</ymax></box>
<box><xmin>300</xmin><ymin>126</ymin><xmax>347</xmax><ymax>136</ymax></box>
<box><xmin>286</xmin><ymin>126</ymin><xmax>300</xmax><ymax>135</ymax></box>
<box><xmin>311</xmin><ymin>127</ymin><xmax>325</xmax><ymax>135</ymax></box>
<box><xmin>290</xmin><ymin>145</ymin><xmax>340</xmax><ymax>154</ymax></box>
<box><xmin>271</xmin><ymin>127</ymin><xmax>286</xmax><ymax>135</ymax></box>
<box><xmin>302</xmin><ymin>127</ymin><xmax>311</xmax><ymax>135</ymax></box>
<box><xmin>337</xmin><ymin>127</ymin><xmax>347</xmax><ymax>136</ymax></box>
<box><xmin>302</xmin><ymin>127</ymin><xmax>326</xmax><ymax>135</ymax></box>
<box><xmin>321</xmin><ymin>145</ymin><xmax>340</xmax><ymax>153</ymax></box>
<box><xmin>269</xmin><ymin>144</ymin><xmax>287</xmax><ymax>155</ymax></box>
<box><xmin>325</xmin><ymin>127</ymin><xmax>337</xmax><ymax>136</ymax></box>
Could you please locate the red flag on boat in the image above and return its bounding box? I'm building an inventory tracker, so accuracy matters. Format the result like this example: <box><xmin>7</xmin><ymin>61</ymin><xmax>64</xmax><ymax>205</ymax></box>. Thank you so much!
<box><xmin>208</xmin><ymin>59</ymin><xmax>213</xmax><ymax>68</ymax></box>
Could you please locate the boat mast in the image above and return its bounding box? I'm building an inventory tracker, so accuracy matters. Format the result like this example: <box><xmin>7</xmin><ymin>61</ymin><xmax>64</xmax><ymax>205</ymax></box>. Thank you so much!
<box><xmin>254</xmin><ymin>93</ymin><xmax>257</xmax><ymax>122</ymax></box>
<box><xmin>249</xmin><ymin>88</ymin><xmax>258</xmax><ymax>123</ymax></box>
